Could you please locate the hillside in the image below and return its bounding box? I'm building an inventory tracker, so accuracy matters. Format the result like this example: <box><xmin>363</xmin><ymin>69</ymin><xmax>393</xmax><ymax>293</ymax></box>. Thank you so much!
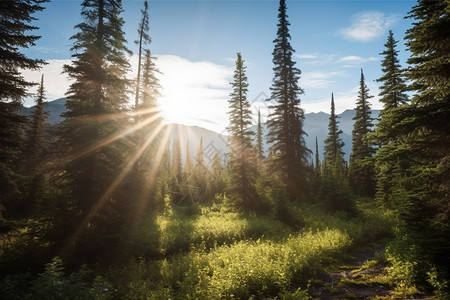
<box><xmin>21</xmin><ymin>97</ymin><xmax>380</xmax><ymax>162</ymax></box>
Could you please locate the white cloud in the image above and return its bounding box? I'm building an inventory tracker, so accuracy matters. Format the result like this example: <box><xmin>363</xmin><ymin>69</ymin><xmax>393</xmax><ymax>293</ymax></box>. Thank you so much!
<box><xmin>153</xmin><ymin>55</ymin><xmax>233</xmax><ymax>132</ymax></box>
<box><xmin>21</xmin><ymin>55</ymin><xmax>233</xmax><ymax>132</ymax></box>
<box><xmin>21</xmin><ymin>59</ymin><xmax>72</xmax><ymax>106</ymax></box>
<box><xmin>296</xmin><ymin>53</ymin><xmax>319</xmax><ymax>59</ymax></box>
<box><xmin>340</xmin><ymin>11</ymin><xmax>398</xmax><ymax>42</ymax></box>
<box><xmin>300</xmin><ymin>71</ymin><xmax>344</xmax><ymax>89</ymax></box>
<box><xmin>336</xmin><ymin>55</ymin><xmax>378</xmax><ymax>66</ymax></box>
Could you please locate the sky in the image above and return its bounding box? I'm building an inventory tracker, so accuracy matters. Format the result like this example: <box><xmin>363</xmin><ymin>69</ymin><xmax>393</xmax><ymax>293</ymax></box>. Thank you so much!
<box><xmin>22</xmin><ymin>0</ymin><xmax>416</xmax><ymax>133</ymax></box>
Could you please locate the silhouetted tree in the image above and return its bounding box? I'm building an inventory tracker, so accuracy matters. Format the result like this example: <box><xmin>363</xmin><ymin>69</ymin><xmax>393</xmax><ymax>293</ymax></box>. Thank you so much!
<box><xmin>255</xmin><ymin>109</ymin><xmax>264</xmax><ymax>159</ymax></box>
<box><xmin>0</xmin><ymin>0</ymin><xmax>47</xmax><ymax>214</ymax></box>
<box><xmin>323</xmin><ymin>93</ymin><xmax>345</xmax><ymax>176</ymax></box>
<box><xmin>266</xmin><ymin>0</ymin><xmax>309</xmax><ymax>200</ymax></box>
<box><xmin>60</xmin><ymin>0</ymin><xmax>131</xmax><ymax>262</ymax></box>
<box><xmin>349</xmin><ymin>69</ymin><xmax>375</xmax><ymax>196</ymax></box>
<box><xmin>24</xmin><ymin>74</ymin><xmax>48</xmax><ymax>163</ymax></box>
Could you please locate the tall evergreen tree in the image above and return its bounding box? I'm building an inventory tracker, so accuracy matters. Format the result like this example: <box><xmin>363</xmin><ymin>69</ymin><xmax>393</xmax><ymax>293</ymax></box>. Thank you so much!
<box><xmin>315</xmin><ymin>137</ymin><xmax>320</xmax><ymax>175</ymax></box>
<box><xmin>266</xmin><ymin>0</ymin><xmax>309</xmax><ymax>199</ymax></box>
<box><xmin>134</xmin><ymin>0</ymin><xmax>150</xmax><ymax>111</ymax></box>
<box><xmin>0</xmin><ymin>0</ymin><xmax>46</xmax><ymax>213</ymax></box>
<box><xmin>255</xmin><ymin>109</ymin><xmax>264</xmax><ymax>159</ymax></box>
<box><xmin>349</xmin><ymin>69</ymin><xmax>375</xmax><ymax>196</ymax></box>
<box><xmin>372</xmin><ymin>30</ymin><xmax>409</xmax><ymax>206</ymax></box>
<box><xmin>386</xmin><ymin>0</ymin><xmax>450</xmax><ymax>284</ymax></box>
<box><xmin>24</xmin><ymin>74</ymin><xmax>48</xmax><ymax>163</ymax></box>
<box><xmin>323</xmin><ymin>93</ymin><xmax>345</xmax><ymax>169</ymax></box>
<box><xmin>59</xmin><ymin>0</ymin><xmax>131</xmax><ymax>260</ymax></box>
<box><xmin>227</xmin><ymin>52</ymin><xmax>258</xmax><ymax>211</ymax></box>
<box><xmin>377</xmin><ymin>30</ymin><xmax>409</xmax><ymax>112</ymax></box>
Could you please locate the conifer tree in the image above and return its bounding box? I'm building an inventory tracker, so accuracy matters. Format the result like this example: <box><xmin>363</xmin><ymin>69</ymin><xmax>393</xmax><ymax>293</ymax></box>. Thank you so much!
<box><xmin>387</xmin><ymin>0</ymin><xmax>450</xmax><ymax>283</ymax></box>
<box><xmin>266</xmin><ymin>0</ymin><xmax>308</xmax><ymax>199</ymax></box>
<box><xmin>185</xmin><ymin>141</ymin><xmax>193</xmax><ymax>176</ymax></box>
<box><xmin>134</xmin><ymin>0</ymin><xmax>150</xmax><ymax>111</ymax></box>
<box><xmin>255</xmin><ymin>109</ymin><xmax>264</xmax><ymax>159</ymax></box>
<box><xmin>0</xmin><ymin>0</ymin><xmax>47</xmax><ymax>212</ymax></box>
<box><xmin>227</xmin><ymin>53</ymin><xmax>258</xmax><ymax>211</ymax></box>
<box><xmin>323</xmin><ymin>93</ymin><xmax>345</xmax><ymax>172</ymax></box>
<box><xmin>24</xmin><ymin>75</ymin><xmax>48</xmax><ymax>163</ymax></box>
<box><xmin>59</xmin><ymin>0</ymin><xmax>131</xmax><ymax>259</ymax></box>
<box><xmin>315</xmin><ymin>137</ymin><xmax>320</xmax><ymax>175</ymax></box>
<box><xmin>349</xmin><ymin>69</ymin><xmax>375</xmax><ymax>196</ymax></box>
<box><xmin>372</xmin><ymin>30</ymin><xmax>409</xmax><ymax>206</ymax></box>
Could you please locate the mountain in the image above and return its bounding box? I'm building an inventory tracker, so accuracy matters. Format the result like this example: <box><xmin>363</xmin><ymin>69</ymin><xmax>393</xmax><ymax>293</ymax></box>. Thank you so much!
<box><xmin>20</xmin><ymin>97</ymin><xmax>66</xmax><ymax>124</ymax></box>
<box><xmin>20</xmin><ymin>98</ymin><xmax>380</xmax><ymax>163</ymax></box>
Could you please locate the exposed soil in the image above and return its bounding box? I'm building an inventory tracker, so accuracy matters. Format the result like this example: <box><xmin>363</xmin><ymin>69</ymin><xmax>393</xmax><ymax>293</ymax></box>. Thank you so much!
<box><xmin>309</xmin><ymin>246</ymin><xmax>433</xmax><ymax>300</ymax></box>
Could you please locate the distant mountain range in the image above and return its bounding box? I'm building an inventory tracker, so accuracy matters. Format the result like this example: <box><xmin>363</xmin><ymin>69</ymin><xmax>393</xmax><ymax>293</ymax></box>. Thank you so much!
<box><xmin>20</xmin><ymin>97</ymin><xmax>380</xmax><ymax>162</ymax></box>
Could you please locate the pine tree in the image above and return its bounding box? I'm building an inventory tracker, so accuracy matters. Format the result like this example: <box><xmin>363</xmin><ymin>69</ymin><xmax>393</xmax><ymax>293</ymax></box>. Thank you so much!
<box><xmin>255</xmin><ymin>109</ymin><xmax>264</xmax><ymax>159</ymax></box>
<box><xmin>59</xmin><ymin>0</ymin><xmax>131</xmax><ymax>260</ymax></box>
<box><xmin>227</xmin><ymin>52</ymin><xmax>258</xmax><ymax>211</ymax></box>
<box><xmin>24</xmin><ymin>74</ymin><xmax>49</xmax><ymax>163</ymax></box>
<box><xmin>266</xmin><ymin>0</ymin><xmax>309</xmax><ymax>199</ymax></box>
<box><xmin>0</xmin><ymin>0</ymin><xmax>47</xmax><ymax>212</ymax></box>
<box><xmin>386</xmin><ymin>0</ymin><xmax>450</xmax><ymax>284</ymax></box>
<box><xmin>315</xmin><ymin>137</ymin><xmax>320</xmax><ymax>175</ymax></box>
<box><xmin>185</xmin><ymin>141</ymin><xmax>193</xmax><ymax>176</ymax></box>
<box><xmin>372</xmin><ymin>30</ymin><xmax>409</xmax><ymax>206</ymax></box>
<box><xmin>134</xmin><ymin>0</ymin><xmax>150</xmax><ymax>111</ymax></box>
<box><xmin>377</xmin><ymin>30</ymin><xmax>409</xmax><ymax>112</ymax></box>
<box><xmin>349</xmin><ymin>69</ymin><xmax>375</xmax><ymax>196</ymax></box>
<box><xmin>323</xmin><ymin>93</ymin><xmax>345</xmax><ymax>172</ymax></box>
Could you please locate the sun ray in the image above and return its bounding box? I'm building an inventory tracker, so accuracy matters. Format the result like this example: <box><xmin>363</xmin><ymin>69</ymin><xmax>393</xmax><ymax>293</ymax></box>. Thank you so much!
<box><xmin>68</xmin><ymin>107</ymin><xmax>162</xmax><ymax>163</ymax></box>
<box><xmin>60</xmin><ymin>118</ymin><xmax>165</xmax><ymax>257</ymax></box>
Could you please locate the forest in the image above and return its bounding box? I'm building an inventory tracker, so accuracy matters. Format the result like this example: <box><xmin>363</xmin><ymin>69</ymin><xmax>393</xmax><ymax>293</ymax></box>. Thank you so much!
<box><xmin>0</xmin><ymin>0</ymin><xmax>449</xmax><ymax>299</ymax></box>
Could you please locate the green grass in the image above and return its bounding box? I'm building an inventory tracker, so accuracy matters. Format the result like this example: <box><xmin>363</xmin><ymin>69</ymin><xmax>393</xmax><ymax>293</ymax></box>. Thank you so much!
<box><xmin>109</xmin><ymin>198</ymin><xmax>394</xmax><ymax>299</ymax></box>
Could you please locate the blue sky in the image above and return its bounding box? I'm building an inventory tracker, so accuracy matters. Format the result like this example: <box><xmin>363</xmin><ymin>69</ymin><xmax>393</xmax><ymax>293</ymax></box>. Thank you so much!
<box><xmin>22</xmin><ymin>0</ymin><xmax>416</xmax><ymax>133</ymax></box>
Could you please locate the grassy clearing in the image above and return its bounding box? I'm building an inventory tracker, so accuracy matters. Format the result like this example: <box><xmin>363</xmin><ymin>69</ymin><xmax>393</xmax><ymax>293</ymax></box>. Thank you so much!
<box><xmin>109</xmin><ymin>198</ymin><xmax>394</xmax><ymax>299</ymax></box>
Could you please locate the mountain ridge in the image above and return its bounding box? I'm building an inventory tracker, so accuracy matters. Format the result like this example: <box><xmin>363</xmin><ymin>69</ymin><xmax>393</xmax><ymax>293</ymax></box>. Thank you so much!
<box><xmin>20</xmin><ymin>97</ymin><xmax>380</xmax><ymax>162</ymax></box>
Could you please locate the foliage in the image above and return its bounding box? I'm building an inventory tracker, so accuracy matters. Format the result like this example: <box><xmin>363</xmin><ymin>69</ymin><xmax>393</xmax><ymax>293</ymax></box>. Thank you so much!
<box><xmin>266</xmin><ymin>0</ymin><xmax>309</xmax><ymax>199</ymax></box>
<box><xmin>227</xmin><ymin>53</ymin><xmax>259</xmax><ymax>211</ymax></box>
<box><xmin>349</xmin><ymin>70</ymin><xmax>375</xmax><ymax>196</ymax></box>
<box><xmin>0</xmin><ymin>0</ymin><xmax>47</xmax><ymax>215</ymax></box>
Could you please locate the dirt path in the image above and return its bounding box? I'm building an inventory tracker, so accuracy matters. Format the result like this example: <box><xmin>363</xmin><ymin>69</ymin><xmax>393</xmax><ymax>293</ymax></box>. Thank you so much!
<box><xmin>309</xmin><ymin>246</ymin><xmax>432</xmax><ymax>299</ymax></box>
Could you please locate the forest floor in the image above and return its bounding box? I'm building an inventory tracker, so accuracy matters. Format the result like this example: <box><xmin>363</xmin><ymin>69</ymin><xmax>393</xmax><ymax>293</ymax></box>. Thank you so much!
<box><xmin>309</xmin><ymin>244</ymin><xmax>433</xmax><ymax>300</ymax></box>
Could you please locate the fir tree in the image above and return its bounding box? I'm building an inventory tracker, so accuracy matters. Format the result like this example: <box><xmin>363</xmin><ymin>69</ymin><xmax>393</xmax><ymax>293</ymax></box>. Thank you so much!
<box><xmin>266</xmin><ymin>0</ymin><xmax>309</xmax><ymax>199</ymax></box>
<box><xmin>59</xmin><ymin>0</ymin><xmax>131</xmax><ymax>261</ymax></box>
<box><xmin>24</xmin><ymin>74</ymin><xmax>49</xmax><ymax>164</ymax></box>
<box><xmin>185</xmin><ymin>141</ymin><xmax>193</xmax><ymax>176</ymax></box>
<box><xmin>255</xmin><ymin>109</ymin><xmax>264</xmax><ymax>159</ymax></box>
<box><xmin>386</xmin><ymin>0</ymin><xmax>450</xmax><ymax>283</ymax></box>
<box><xmin>227</xmin><ymin>53</ymin><xmax>258</xmax><ymax>211</ymax></box>
<box><xmin>377</xmin><ymin>30</ymin><xmax>408</xmax><ymax>111</ymax></box>
<box><xmin>349</xmin><ymin>69</ymin><xmax>375</xmax><ymax>196</ymax></box>
<box><xmin>315</xmin><ymin>137</ymin><xmax>320</xmax><ymax>175</ymax></box>
<box><xmin>0</xmin><ymin>0</ymin><xmax>47</xmax><ymax>212</ymax></box>
<box><xmin>134</xmin><ymin>0</ymin><xmax>150</xmax><ymax>111</ymax></box>
<box><xmin>372</xmin><ymin>30</ymin><xmax>409</xmax><ymax>206</ymax></box>
<box><xmin>323</xmin><ymin>93</ymin><xmax>345</xmax><ymax>170</ymax></box>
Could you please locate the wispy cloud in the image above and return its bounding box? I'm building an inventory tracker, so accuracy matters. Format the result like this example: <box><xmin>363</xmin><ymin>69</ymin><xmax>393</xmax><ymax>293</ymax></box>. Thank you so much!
<box><xmin>300</xmin><ymin>71</ymin><xmax>345</xmax><ymax>89</ymax></box>
<box><xmin>296</xmin><ymin>53</ymin><xmax>319</xmax><ymax>59</ymax></box>
<box><xmin>336</xmin><ymin>55</ymin><xmax>378</xmax><ymax>67</ymax></box>
<box><xmin>340</xmin><ymin>11</ymin><xmax>398</xmax><ymax>42</ymax></box>
<box><xmin>21</xmin><ymin>59</ymin><xmax>72</xmax><ymax>106</ymax></box>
